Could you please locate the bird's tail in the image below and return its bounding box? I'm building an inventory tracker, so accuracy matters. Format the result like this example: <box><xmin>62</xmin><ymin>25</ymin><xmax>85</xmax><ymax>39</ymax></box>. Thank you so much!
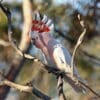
<box><xmin>63</xmin><ymin>73</ymin><xmax>87</xmax><ymax>93</ymax></box>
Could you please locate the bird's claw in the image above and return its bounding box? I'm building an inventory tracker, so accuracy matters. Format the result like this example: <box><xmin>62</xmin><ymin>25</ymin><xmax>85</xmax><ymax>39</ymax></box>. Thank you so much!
<box><xmin>56</xmin><ymin>70</ymin><xmax>64</xmax><ymax>79</ymax></box>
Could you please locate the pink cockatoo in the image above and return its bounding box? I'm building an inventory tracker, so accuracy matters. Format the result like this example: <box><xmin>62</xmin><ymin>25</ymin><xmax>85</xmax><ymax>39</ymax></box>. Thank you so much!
<box><xmin>29</xmin><ymin>12</ymin><xmax>86</xmax><ymax>93</ymax></box>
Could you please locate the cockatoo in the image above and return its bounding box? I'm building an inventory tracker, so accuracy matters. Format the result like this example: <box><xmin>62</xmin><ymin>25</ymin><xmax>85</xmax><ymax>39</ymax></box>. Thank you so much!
<box><xmin>29</xmin><ymin>12</ymin><xmax>86</xmax><ymax>93</ymax></box>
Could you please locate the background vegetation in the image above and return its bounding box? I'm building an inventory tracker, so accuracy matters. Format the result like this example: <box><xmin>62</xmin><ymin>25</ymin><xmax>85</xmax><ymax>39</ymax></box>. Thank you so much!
<box><xmin>0</xmin><ymin>0</ymin><xmax>100</xmax><ymax>100</ymax></box>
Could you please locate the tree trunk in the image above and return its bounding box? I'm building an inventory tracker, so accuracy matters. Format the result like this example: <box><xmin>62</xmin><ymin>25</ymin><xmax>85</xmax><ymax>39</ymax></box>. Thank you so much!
<box><xmin>0</xmin><ymin>0</ymin><xmax>33</xmax><ymax>99</ymax></box>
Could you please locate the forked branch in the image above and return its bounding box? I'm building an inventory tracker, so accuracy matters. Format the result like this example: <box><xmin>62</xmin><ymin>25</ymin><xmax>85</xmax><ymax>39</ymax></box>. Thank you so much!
<box><xmin>0</xmin><ymin>71</ymin><xmax>51</xmax><ymax>100</ymax></box>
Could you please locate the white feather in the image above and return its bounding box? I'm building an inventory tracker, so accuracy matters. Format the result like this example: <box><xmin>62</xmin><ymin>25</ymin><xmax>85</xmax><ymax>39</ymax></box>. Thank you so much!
<box><xmin>49</xmin><ymin>24</ymin><xmax>54</xmax><ymax>30</ymax></box>
<box><xmin>36</xmin><ymin>12</ymin><xmax>41</xmax><ymax>21</ymax></box>
<box><xmin>42</xmin><ymin>15</ymin><xmax>48</xmax><ymax>23</ymax></box>
<box><xmin>46</xmin><ymin>19</ymin><xmax>52</xmax><ymax>26</ymax></box>
<box><xmin>53</xmin><ymin>45</ymin><xmax>71</xmax><ymax>73</ymax></box>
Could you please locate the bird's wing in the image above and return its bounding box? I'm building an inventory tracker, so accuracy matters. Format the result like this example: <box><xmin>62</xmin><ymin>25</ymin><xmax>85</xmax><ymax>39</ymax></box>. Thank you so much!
<box><xmin>53</xmin><ymin>44</ymin><xmax>72</xmax><ymax>73</ymax></box>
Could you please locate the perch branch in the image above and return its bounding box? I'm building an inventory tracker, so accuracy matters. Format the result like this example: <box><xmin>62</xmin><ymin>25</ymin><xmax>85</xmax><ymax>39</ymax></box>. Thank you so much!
<box><xmin>57</xmin><ymin>75</ymin><xmax>66</xmax><ymax>100</ymax></box>
<box><xmin>39</xmin><ymin>62</ymin><xmax>100</xmax><ymax>98</ymax></box>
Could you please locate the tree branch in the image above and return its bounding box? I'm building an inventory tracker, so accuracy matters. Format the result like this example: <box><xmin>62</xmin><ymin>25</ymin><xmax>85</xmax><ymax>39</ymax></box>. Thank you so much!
<box><xmin>0</xmin><ymin>1</ymin><xmax>36</xmax><ymax>60</ymax></box>
<box><xmin>0</xmin><ymin>39</ymin><xmax>10</xmax><ymax>46</ymax></box>
<box><xmin>80</xmin><ymin>49</ymin><xmax>100</xmax><ymax>66</ymax></box>
<box><xmin>0</xmin><ymin>71</ymin><xmax>51</xmax><ymax>100</ymax></box>
<box><xmin>38</xmin><ymin>61</ymin><xmax>100</xmax><ymax>98</ymax></box>
<box><xmin>57</xmin><ymin>75</ymin><xmax>66</xmax><ymax>100</ymax></box>
<box><xmin>71</xmin><ymin>14</ymin><xmax>86</xmax><ymax>75</ymax></box>
<box><xmin>0</xmin><ymin>0</ymin><xmax>33</xmax><ymax>99</ymax></box>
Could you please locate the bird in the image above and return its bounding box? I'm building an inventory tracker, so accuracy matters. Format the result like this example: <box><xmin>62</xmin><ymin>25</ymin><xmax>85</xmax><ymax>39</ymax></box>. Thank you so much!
<box><xmin>29</xmin><ymin>12</ymin><xmax>87</xmax><ymax>93</ymax></box>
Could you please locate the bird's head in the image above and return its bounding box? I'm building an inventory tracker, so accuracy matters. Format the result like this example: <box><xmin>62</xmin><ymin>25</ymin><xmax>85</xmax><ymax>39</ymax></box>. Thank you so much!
<box><xmin>29</xmin><ymin>12</ymin><xmax>54</xmax><ymax>49</ymax></box>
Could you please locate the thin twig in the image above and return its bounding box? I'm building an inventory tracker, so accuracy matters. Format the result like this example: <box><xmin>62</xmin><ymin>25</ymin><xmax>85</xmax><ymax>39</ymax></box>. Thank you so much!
<box><xmin>80</xmin><ymin>49</ymin><xmax>100</xmax><ymax>65</ymax></box>
<box><xmin>79</xmin><ymin>80</ymin><xmax>100</xmax><ymax>98</ymax></box>
<box><xmin>54</xmin><ymin>28</ymin><xmax>75</xmax><ymax>43</ymax></box>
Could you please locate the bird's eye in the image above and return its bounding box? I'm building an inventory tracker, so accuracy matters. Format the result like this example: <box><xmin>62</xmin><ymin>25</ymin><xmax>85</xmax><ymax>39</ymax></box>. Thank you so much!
<box><xmin>36</xmin><ymin>36</ymin><xmax>38</xmax><ymax>39</ymax></box>
<box><xmin>31</xmin><ymin>38</ymin><xmax>35</xmax><ymax>44</ymax></box>
<box><xmin>31</xmin><ymin>38</ymin><xmax>35</xmax><ymax>41</ymax></box>
<box><xmin>32</xmin><ymin>36</ymin><xmax>38</xmax><ymax>41</ymax></box>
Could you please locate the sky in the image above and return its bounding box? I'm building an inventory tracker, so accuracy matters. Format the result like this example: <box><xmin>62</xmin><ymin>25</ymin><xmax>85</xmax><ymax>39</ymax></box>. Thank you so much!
<box><xmin>3</xmin><ymin>0</ymin><xmax>92</xmax><ymax>5</ymax></box>
<box><xmin>3</xmin><ymin>0</ymin><xmax>93</xmax><ymax>15</ymax></box>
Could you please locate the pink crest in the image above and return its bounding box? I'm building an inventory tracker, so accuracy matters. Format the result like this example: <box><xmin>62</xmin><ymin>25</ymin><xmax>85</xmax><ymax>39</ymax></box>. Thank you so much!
<box><xmin>31</xmin><ymin>20</ymin><xmax>50</xmax><ymax>33</ymax></box>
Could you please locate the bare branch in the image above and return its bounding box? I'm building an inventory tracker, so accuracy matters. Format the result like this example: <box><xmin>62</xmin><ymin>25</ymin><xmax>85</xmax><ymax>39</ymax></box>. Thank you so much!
<box><xmin>80</xmin><ymin>49</ymin><xmax>100</xmax><ymax>65</ymax></box>
<box><xmin>57</xmin><ymin>75</ymin><xmax>66</xmax><ymax>100</ymax></box>
<box><xmin>79</xmin><ymin>80</ymin><xmax>100</xmax><ymax>98</ymax></box>
<box><xmin>0</xmin><ymin>71</ymin><xmax>51</xmax><ymax>100</ymax></box>
<box><xmin>54</xmin><ymin>28</ymin><xmax>75</xmax><ymax>44</ymax></box>
<box><xmin>42</xmin><ymin>61</ymin><xmax>100</xmax><ymax>98</ymax></box>
<box><xmin>71</xmin><ymin>14</ymin><xmax>86</xmax><ymax>75</ymax></box>
<box><xmin>0</xmin><ymin>39</ymin><xmax>10</xmax><ymax>46</ymax></box>
<box><xmin>69</xmin><ymin>14</ymin><xmax>100</xmax><ymax>98</ymax></box>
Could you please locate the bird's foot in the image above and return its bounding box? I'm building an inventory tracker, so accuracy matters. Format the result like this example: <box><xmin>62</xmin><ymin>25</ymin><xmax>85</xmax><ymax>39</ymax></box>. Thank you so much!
<box><xmin>56</xmin><ymin>70</ymin><xmax>65</xmax><ymax>79</ymax></box>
